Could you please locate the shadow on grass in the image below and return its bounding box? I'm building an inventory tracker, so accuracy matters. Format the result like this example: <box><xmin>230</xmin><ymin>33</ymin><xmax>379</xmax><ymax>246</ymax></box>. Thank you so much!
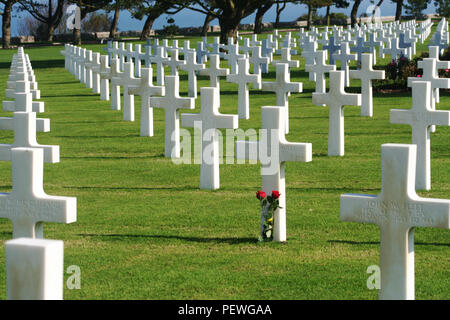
<box><xmin>79</xmin><ymin>233</ymin><xmax>258</xmax><ymax>245</ymax></box>
<box><xmin>62</xmin><ymin>154</ymin><xmax>165</xmax><ymax>160</ymax></box>
<box><xmin>63</xmin><ymin>185</ymin><xmax>199</xmax><ymax>191</ymax></box>
<box><xmin>329</xmin><ymin>240</ymin><xmax>450</xmax><ymax>247</ymax></box>
<box><xmin>55</xmin><ymin>135</ymin><xmax>141</xmax><ymax>139</ymax></box>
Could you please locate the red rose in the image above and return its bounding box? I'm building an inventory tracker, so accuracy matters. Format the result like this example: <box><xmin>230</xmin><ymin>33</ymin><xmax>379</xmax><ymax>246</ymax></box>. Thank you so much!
<box><xmin>256</xmin><ymin>190</ymin><xmax>266</xmax><ymax>200</ymax></box>
<box><xmin>272</xmin><ymin>190</ymin><xmax>281</xmax><ymax>199</ymax></box>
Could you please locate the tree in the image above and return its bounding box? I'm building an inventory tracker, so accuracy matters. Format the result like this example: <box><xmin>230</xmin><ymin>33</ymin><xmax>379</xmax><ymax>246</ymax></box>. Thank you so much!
<box><xmin>17</xmin><ymin>0</ymin><xmax>65</xmax><ymax>42</ymax></box>
<box><xmin>404</xmin><ymin>0</ymin><xmax>430</xmax><ymax>18</ymax></box>
<box><xmin>66</xmin><ymin>0</ymin><xmax>112</xmax><ymax>44</ymax></box>
<box><xmin>435</xmin><ymin>0</ymin><xmax>450</xmax><ymax>16</ymax></box>
<box><xmin>81</xmin><ymin>12</ymin><xmax>111</xmax><ymax>32</ymax></box>
<box><xmin>371</xmin><ymin>0</ymin><xmax>384</xmax><ymax>20</ymax></box>
<box><xmin>254</xmin><ymin>0</ymin><xmax>273</xmax><ymax>34</ymax></box>
<box><xmin>130</xmin><ymin>0</ymin><xmax>184</xmax><ymax>41</ymax></box>
<box><xmin>325</xmin><ymin>0</ymin><xmax>349</xmax><ymax>25</ymax></box>
<box><xmin>392</xmin><ymin>0</ymin><xmax>404</xmax><ymax>20</ymax></box>
<box><xmin>274</xmin><ymin>0</ymin><xmax>287</xmax><ymax>28</ymax></box>
<box><xmin>1</xmin><ymin>0</ymin><xmax>19</xmax><ymax>48</ymax></box>
<box><xmin>201</xmin><ymin>11</ymin><xmax>215</xmax><ymax>36</ymax></box>
<box><xmin>298</xmin><ymin>0</ymin><xmax>332</xmax><ymax>30</ymax></box>
<box><xmin>105</xmin><ymin>0</ymin><xmax>132</xmax><ymax>38</ymax></box>
<box><xmin>350</xmin><ymin>0</ymin><xmax>363</xmax><ymax>26</ymax></box>
<box><xmin>179</xmin><ymin>1</ymin><xmax>263</xmax><ymax>43</ymax></box>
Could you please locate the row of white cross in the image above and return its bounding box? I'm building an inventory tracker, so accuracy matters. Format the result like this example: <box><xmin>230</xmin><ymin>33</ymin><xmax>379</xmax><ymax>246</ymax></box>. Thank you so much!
<box><xmin>2</xmin><ymin>48</ymin><xmax>77</xmax><ymax>300</ymax></box>
<box><xmin>60</xmin><ymin>24</ymin><xmax>449</xmax><ymax>300</ymax></box>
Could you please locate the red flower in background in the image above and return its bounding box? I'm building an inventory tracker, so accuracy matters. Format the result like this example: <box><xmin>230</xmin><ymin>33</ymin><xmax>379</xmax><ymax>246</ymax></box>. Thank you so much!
<box><xmin>256</xmin><ymin>190</ymin><xmax>266</xmax><ymax>200</ymax></box>
<box><xmin>272</xmin><ymin>191</ymin><xmax>281</xmax><ymax>199</ymax></box>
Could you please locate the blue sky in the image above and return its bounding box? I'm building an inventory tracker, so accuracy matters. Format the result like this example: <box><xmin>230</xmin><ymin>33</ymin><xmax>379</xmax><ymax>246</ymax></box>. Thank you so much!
<box><xmin>3</xmin><ymin>1</ymin><xmax>440</xmax><ymax>36</ymax></box>
<box><xmin>114</xmin><ymin>2</ymin><xmax>439</xmax><ymax>32</ymax></box>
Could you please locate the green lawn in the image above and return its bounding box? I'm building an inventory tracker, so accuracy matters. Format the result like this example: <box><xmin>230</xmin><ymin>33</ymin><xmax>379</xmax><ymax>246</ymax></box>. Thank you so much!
<box><xmin>0</xmin><ymin>30</ymin><xmax>448</xmax><ymax>300</ymax></box>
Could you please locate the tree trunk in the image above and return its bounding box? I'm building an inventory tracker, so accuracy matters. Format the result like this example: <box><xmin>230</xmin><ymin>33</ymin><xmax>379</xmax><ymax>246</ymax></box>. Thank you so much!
<box><xmin>2</xmin><ymin>2</ymin><xmax>13</xmax><ymax>49</ymax></box>
<box><xmin>140</xmin><ymin>14</ymin><xmax>155</xmax><ymax>40</ymax></box>
<box><xmin>307</xmin><ymin>4</ymin><xmax>313</xmax><ymax>31</ymax></box>
<box><xmin>254</xmin><ymin>3</ymin><xmax>272</xmax><ymax>34</ymax></box>
<box><xmin>326</xmin><ymin>5</ymin><xmax>331</xmax><ymax>26</ymax></box>
<box><xmin>109</xmin><ymin>5</ymin><xmax>120</xmax><ymax>38</ymax></box>
<box><xmin>372</xmin><ymin>0</ymin><xmax>384</xmax><ymax>21</ymax></box>
<box><xmin>275</xmin><ymin>1</ymin><xmax>286</xmax><ymax>29</ymax></box>
<box><xmin>395</xmin><ymin>0</ymin><xmax>403</xmax><ymax>21</ymax></box>
<box><xmin>201</xmin><ymin>13</ymin><xmax>214</xmax><ymax>36</ymax></box>
<box><xmin>73</xmin><ymin>28</ymin><xmax>81</xmax><ymax>45</ymax></box>
<box><xmin>219</xmin><ymin>18</ymin><xmax>240</xmax><ymax>44</ymax></box>
<box><xmin>351</xmin><ymin>0</ymin><xmax>362</xmax><ymax>27</ymax></box>
<box><xmin>47</xmin><ymin>24</ymin><xmax>55</xmax><ymax>42</ymax></box>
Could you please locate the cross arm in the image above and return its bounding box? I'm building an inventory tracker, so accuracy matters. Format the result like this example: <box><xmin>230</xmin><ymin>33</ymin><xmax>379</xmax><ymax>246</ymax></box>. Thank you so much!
<box><xmin>0</xmin><ymin>193</ymin><xmax>77</xmax><ymax>224</ymax></box>
<box><xmin>410</xmin><ymin>196</ymin><xmax>450</xmax><ymax>229</ymax></box>
<box><xmin>312</xmin><ymin>92</ymin><xmax>329</xmax><ymax>106</ymax></box>
<box><xmin>213</xmin><ymin>114</ymin><xmax>238</xmax><ymax>130</ymax></box>
<box><xmin>0</xmin><ymin>117</ymin><xmax>50</xmax><ymax>132</ymax></box>
<box><xmin>280</xmin><ymin>142</ymin><xmax>312</xmax><ymax>163</ymax></box>
<box><xmin>181</xmin><ymin>113</ymin><xmax>201</xmax><ymax>128</ymax></box>
<box><xmin>340</xmin><ymin>194</ymin><xmax>380</xmax><ymax>225</ymax></box>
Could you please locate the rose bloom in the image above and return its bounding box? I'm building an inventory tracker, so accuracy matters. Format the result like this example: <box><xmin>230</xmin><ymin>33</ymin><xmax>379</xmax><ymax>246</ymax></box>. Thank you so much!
<box><xmin>446</xmin><ymin>69</ymin><xmax>449</xmax><ymax>73</ymax></box>
<box><xmin>272</xmin><ymin>190</ymin><xmax>281</xmax><ymax>199</ymax></box>
<box><xmin>256</xmin><ymin>190</ymin><xmax>266</xmax><ymax>200</ymax></box>
<box><xmin>417</xmin><ymin>74</ymin><xmax>421</xmax><ymax>77</ymax></box>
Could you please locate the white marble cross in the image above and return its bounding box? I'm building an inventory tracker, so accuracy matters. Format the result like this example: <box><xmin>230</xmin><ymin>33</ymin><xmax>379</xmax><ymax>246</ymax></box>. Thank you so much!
<box><xmin>390</xmin><ymin>81</ymin><xmax>450</xmax><ymax>191</ymax></box>
<box><xmin>305</xmin><ymin>50</ymin><xmax>336</xmax><ymax>95</ymax></box>
<box><xmin>262</xmin><ymin>63</ymin><xmax>302</xmax><ymax>134</ymax></box>
<box><xmin>0</xmin><ymin>147</ymin><xmax>76</xmax><ymax>239</ymax></box>
<box><xmin>99</xmin><ymin>57</ymin><xmax>120</xmax><ymax>109</ymax></box>
<box><xmin>224</xmin><ymin>42</ymin><xmax>245</xmax><ymax>74</ymax></box>
<box><xmin>129</xmin><ymin>67</ymin><xmax>164</xmax><ymax>137</ymax></box>
<box><xmin>272</xmin><ymin>47</ymin><xmax>299</xmax><ymax>70</ymax></box>
<box><xmin>425</xmin><ymin>46</ymin><xmax>450</xmax><ymax>104</ymax></box>
<box><xmin>236</xmin><ymin>106</ymin><xmax>312</xmax><ymax>242</ymax></box>
<box><xmin>383</xmin><ymin>38</ymin><xmax>407</xmax><ymax>60</ymax></box>
<box><xmin>249</xmin><ymin>46</ymin><xmax>269</xmax><ymax>88</ymax></box>
<box><xmin>409</xmin><ymin>58</ymin><xmax>450</xmax><ymax>110</ymax></box>
<box><xmin>150</xmin><ymin>76</ymin><xmax>195</xmax><ymax>158</ymax></box>
<box><xmin>4</xmin><ymin>74</ymin><xmax>44</xmax><ymax>113</ymax></box>
<box><xmin>150</xmin><ymin>46</ymin><xmax>169</xmax><ymax>86</ymax></box>
<box><xmin>312</xmin><ymin>71</ymin><xmax>361</xmax><ymax>156</ymax></box>
<box><xmin>96</xmin><ymin>55</ymin><xmax>111</xmax><ymax>101</ymax></box>
<box><xmin>226</xmin><ymin>58</ymin><xmax>261</xmax><ymax>120</ymax></box>
<box><xmin>365</xmin><ymin>32</ymin><xmax>383</xmax><ymax>63</ymax></box>
<box><xmin>333</xmin><ymin>42</ymin><xmax>357</xmax><ymax>87</ymax></box>
<box><xmin>166</xmin><ymin>48</ymin><xmax>185</xmax><ymax>76</ymax></box>
<box><xmin>113</xmin><ymin>62</ymin><xmax>142</xmax><ymax>121</ymax></box>
<box><xmin>350</xmin><ymin>53</ymin><xmax>385</xmax><ymax>117</ymax></box>
<box><xmin>85</xmin><ymin>52</ymin><xmax>101</xmax><ymax>94</ymax></box>
<box><xmin>6</xmin><ymin>238</ymin><xmax>64</xmax><ymax>300</ymax></box>
<box><xmin>181</xmin><ymin>87</ymin><xmax>238</xmax><ymax>190</ymax></box>
<box><xmin>199</xmin><ymin>54</ymin><xmax>229</xmax><ymax>90</ymax></box>
<box><xmin>323</xmin><ymin>36</ymin><xmax>340</xmax><ymax>65</ymax></box>
<box><xmin>340</xmin><ymin>143</ymin><xmax>450</xmax><ymax>300</ymax></box>
<box><xmin>179</xmin><ymin>51</ymin><xmax>205</xmax><ymax>98</ymax></box>
<box><xmin>351</xmin><ymin>36</ymin><xmax>371</xmax><ymax>62</ymax></box>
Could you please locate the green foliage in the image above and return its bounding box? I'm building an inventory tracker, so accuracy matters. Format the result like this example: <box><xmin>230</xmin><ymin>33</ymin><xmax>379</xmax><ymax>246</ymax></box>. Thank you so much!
<box><xmin>434</xmin><ymin>0</ymin><xmax>450</xmax><ymax>16</ymax></box>
<box><xmin>159</xmin><ymin>23</ymin><xmax>180</xmax><ymax>37</ymax></box>
<box><xmin>81</xmin><ymin>12</ymin><xmax>112</xmax><ymax>32</ymax></box>
<box><xmin>404</xmin><ymin>0</ymin><xmax>430</xmax><ymax>18</ymax></box>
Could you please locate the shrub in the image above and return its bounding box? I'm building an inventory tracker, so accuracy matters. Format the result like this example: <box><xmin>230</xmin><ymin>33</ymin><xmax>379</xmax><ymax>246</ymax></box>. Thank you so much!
<box><xmin>374</xmin><ymin>55</ymin><xmax>422</xmax><ymax>91</ymax></box>
<box><xmin>159</xmin><ymin>24</ymin><xmax>180</xmax><ymax>37</ymax></box>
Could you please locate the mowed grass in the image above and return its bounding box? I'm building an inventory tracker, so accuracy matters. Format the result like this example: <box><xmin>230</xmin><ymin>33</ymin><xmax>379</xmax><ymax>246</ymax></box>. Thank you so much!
<box><xmin>0</xmin><ymin>30</ymin><xmax>448</xmax><ymax>300</ymax></box>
